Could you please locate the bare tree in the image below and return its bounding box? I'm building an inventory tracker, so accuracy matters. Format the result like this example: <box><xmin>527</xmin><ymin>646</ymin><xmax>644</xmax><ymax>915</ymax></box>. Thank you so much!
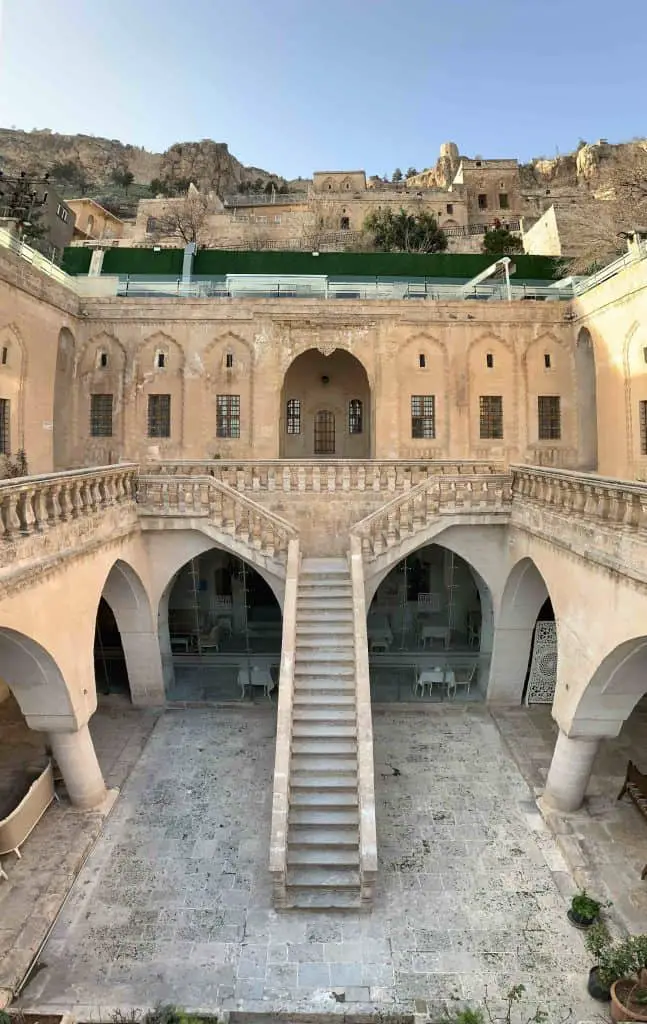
<box><xmin>152</xmin><ymin>186</ymin><xmax>214</xmax><ymax>245</ymax></box>
<box><xmin>559</xmin><ymin>143</ymin><xmax>647</xmax><ymax>273</ymax></box>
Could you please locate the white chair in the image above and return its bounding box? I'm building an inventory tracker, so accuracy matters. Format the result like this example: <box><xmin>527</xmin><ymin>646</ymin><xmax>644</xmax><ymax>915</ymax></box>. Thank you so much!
<box><xmin>198</xmin><ymin>623</ymin><xmax>220</xmax><ymax>651</ymax></box>
<box><xmin>446</xmin><ymin>663</ymin><xmax>477</xmax><ymax>699</ymax></box>
<box><xmin>418</xmin><ymin>592</ymin><xmax>441</xmax><ymax>612</ymax></box>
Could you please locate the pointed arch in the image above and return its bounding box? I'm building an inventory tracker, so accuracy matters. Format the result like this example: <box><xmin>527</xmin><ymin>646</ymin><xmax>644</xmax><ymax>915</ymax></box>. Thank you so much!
<box><xmin>489</xmin><ymin>556</ymin><xmax>554</xmax><ymax>704</ymax></box>
<box><xmin>0</xmin><ymin>627</ymin><xmax>75</xmax><ymax>730</ymax></box>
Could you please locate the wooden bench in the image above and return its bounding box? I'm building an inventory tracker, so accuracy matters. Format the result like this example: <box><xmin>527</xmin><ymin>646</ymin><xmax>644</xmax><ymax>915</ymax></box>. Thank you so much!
<box><xmin>617</xmin><ymin>760</ymin><xmax>647</xmax><ymax>880</ymax></box>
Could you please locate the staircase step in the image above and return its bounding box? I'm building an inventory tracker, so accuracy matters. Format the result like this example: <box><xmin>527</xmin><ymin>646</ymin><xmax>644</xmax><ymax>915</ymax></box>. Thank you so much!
<box><xmin>291</xmin><ymin>771</ymin><xmax>357</xmax><ymax>788</ymax></box>
<box><xmin>285</xmin><ymin>889</ymin><xmax>362</xmax><ymax>910</ymax></box>
<box><xmin>288</xmin><ymin>847</ymin><xmax>359</xmax><ymax>866</ymax></box>
<box><xmin>293</xmin><ymin>708</ymin><xmax>355</xmax><ymax>723</ymax></box>
<box><xmin>295</xmin><ymin>636</ymin><xmax>354</xmax><ymax>650</ymax></box>
<box><xmin>291</xmin><ymin>789</ymin><xmax>358</xmax><ymax>807</ymax></box>
<box><xmin>293</xmin><ymin>693</ymin><xmax>355</xmax><ymax>706</ymax></box>
<box><xmin>289</xmin><ymin>826</ymin><xmax>359</xmax><ymax>847</ymax></box>
<box><xmin>295</xmin><ymin>664</ymin><xmax>355</xmax><ymax>677</ymax></box>
<box><xmin>287</xmin><ymin>867</ymin><xmax>361</xmax><ymax>889</ymax></box>
<box><xmin>295</xmin><ymin>650</ymin><xmax>354</xmax><ymax>663</ymax></box>
<box><xmin>290</xmin><ymin>756</ymin><xmax>357</xmax><ymax>773</ymax></box>
<box><xmin>292</xmin><ymin>723</ymin><xmax>356</xmax><ymax>739</ymax></box>
<box><xmin>289</xmin><ymin>808</ymin><xmax>359</xmax><ymax>827</ymax></box>
<box><xmin>298</xmin><ymin>598</ymin><xmax>352</xmax><ymax>611</ymax></box>
<box><xmin>292</xmin><ymin>739</ymin><xmax>356</xmax><ymax>758</ymax></box>
<box><xmin>298</xmin><ymin>587</ymin><xmax>352</xmax><ymax>600</ymax></box>
<box><xmin>296</xmin><ymin>622</ymin><xmax>354</xmax><ymax>635</ymax></box>
<box><xmin>298</xmin><ymin>609</ymin><xmax>354</xmax><ymax>622</ymax></box>
<box><xmin>301</xmin><ymin>558</ymin><xmax>347</xmax><ymax>573</ymax></box>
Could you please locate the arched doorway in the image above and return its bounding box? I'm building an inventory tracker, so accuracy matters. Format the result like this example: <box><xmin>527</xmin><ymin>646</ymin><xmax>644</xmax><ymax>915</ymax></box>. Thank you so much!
<box><xmin>490</xmin><ymin>557</ymin><xmax>554</xmax><ymax>705</ymax></box>
<box><xmin>367</xmin><ymin>543</ymin><xmax>488</xmax><ymax>701</ymax></box>
<box><xmin>163</xmin><ymin>548</ymin><xmax>283</xmax><ymax>701</ymax></box>
<box><xmin>280</xmin><ymin>348</ymin><xmax>371</xmax><ymax>458</ymax></box>
<box><xmin>94</xmin><ymin>598</ymin><xmax>129</xmax><ymax>696</ymax></box>
<box><xmin>575</xmin><ymin>327</ymin><xmax>598</xmax><ymax>470</ymax></box>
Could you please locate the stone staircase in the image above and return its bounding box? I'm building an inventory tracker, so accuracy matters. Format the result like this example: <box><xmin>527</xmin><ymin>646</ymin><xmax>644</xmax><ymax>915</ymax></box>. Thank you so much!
<box><xmin>285</xmin><ymin>557</ymin><xmax>362</xmax><ymax>910</ymax></box>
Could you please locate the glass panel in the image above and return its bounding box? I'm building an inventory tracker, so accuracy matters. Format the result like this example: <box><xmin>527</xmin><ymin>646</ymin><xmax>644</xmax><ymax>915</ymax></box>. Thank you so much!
<box><xmin>538</xmin><ymin>395</ymin><xmax>561</xmax><ymax>439</ymax></box>
<box><xmin>286</xmin><ymin>398</ymin><xmax>301</xmax><ymax>434</ymax></box>
<box><xmin>348</xmin><ymin>399</ymin><xmax>363</xmax><ymax>435</ymax></box>
<box><xmin>165</xmin><ymin>551</ymin><xmax>283</xmax><ymax>702</ymax></box>
<box><xmin>314</xmin><ymin>410</ymin><xmax>335</xmax><ymax>454</ymax></box>
<box><xmin>367</xmin><ymin>545</ymin><xmax>485</xmax><ymax>703</ymax></box>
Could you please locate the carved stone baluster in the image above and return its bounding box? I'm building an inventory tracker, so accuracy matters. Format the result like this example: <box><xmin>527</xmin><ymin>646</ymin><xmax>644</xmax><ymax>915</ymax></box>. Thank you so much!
<box><xmin>18</xmin><ymin>488</ymin><xmax>37</xmax><ymax>534</ymax></box>
<box><xmin>297</xmin><ymin>466</ymin><xmax>306</xmax><ymax>492</ymax></box>
<box><xmin>251</xmin><ymin>513</ymin><xmax>263</xmax><ymax>550</ymax></box>
<box><xmin>282</xmin><ymin>467</ymin><xmax>291</xmax><ymax>493</ymax></box>
<box><xmin>326</xmin><ymin>466</ymin><xmax>335</xmax><ymax>493</ymax></box>
<box><xmin>583</xmin><ymin>486</ymin><xmax>597</xmax><ymax>517</ymax></box>
<box><xmin>357</xmin><ymin>464</ymin><xmax>366</xmax><ymax>491</ymax></box>
<box><xmin>92</xmin><ymin>477</ymin><xmax>103</xmax><ymax>509</ymax></box>
<box><xmin>57</xmin><ymin>483</ymin><xmax>72</xmax><ymax>520</ymax></box>
<box><xmin>638</xmin><ymin>496</ymin><xmax>647</xmax><ymax>529</ymax></box>
<box><xmin>624</xmin><ymin>494</ymin><xmax>640</xmax><ymax>527</ymax></box>
<box><xmin>342</xmin><ymin>465</ymin><xmax>351</xmax><ymax>492</ymax></box>
<box><xmin>69</xmin><ymin>480</ymin><xmax>83</xmax><ymax>516</ymax></box>
<box><xmin>312</xmin><ymin>467</ymin><xmax>320</xmax><ymax>493</ymax></box>
<box><xmin>33</xmin><ymin>486</ymin><xmax>49</xmax><ymax>530</ymax></box>
<box><xmin>2</xmin><ymin>492</ymin><xmax>21</xmax><ymax>538</ymax></box>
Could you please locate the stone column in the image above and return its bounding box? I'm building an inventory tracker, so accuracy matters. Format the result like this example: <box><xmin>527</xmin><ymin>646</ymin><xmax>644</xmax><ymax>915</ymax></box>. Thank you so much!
<box><xmin>49</xmin><ymin>723</ymin><xmax>107</xmax><ymax>809</ymax></box>
<box><xmin>543</xmin><ymin>729</ymin><xmax>601</xmax><ymax>812</ymax></box>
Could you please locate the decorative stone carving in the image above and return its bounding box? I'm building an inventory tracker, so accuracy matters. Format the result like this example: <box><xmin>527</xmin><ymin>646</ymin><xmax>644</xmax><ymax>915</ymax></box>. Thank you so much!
<box><xmin>525</xmin><ymin>621</ymin><xmax>558</xmax><ymax>704</ymax></box>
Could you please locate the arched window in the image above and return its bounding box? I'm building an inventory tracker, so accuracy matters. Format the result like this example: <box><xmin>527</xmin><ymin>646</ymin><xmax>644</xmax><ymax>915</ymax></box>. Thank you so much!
<box><xmin>349</xmin><ymin>399</ymin><xmax>363</xmax><ymax>435</ymax></box>
<box><xmin>340</xmin><ymin>216</ymin><xmax>350</xmax><ymax>230</ymax></box>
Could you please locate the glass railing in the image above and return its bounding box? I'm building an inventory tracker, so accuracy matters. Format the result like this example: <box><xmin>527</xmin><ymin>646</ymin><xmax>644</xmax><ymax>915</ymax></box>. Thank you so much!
<box><xmin>111</xmin><ymin>273</ymin><xmax>574</xmax><ymax>302</ymax></box>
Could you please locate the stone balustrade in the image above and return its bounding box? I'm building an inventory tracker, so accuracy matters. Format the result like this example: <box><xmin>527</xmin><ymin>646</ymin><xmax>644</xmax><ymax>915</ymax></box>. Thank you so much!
<box><xmin>510</xmin><ymin>465</ymin><xmax>647</xmax><ymax>528</ymax></box>
<box><xmin>148</xmin><ymin>459</ymin><xmax>505</xmax><ymax>495</ymax></box>
<box><xmin>0</xmin><ymin>465</ymin><xmax>138</xmax><ymax>540</ymax></box>
<box><xmin>351</xmin><ymin>472</ymin><xmax>512</xmax><ymax>558</ymax></box>
<box><xmin>137</xmin><ymin>474</ymin><xmax>298</xmax><ymax>562</ymax></box>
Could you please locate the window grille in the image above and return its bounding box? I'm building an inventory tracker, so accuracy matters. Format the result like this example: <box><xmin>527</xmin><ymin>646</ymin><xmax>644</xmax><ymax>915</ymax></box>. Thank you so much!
<box><xmin>314</xmin><ymin>410</ymin><xmax>335</xmax><ymax>454</ymax></box>
<box><xmin>411</xmin><ymin>395</ymin><xmax>435</xmax><ymax>438</ymax></box>
<box><xmin>90</xmin><ymin>394</ymin><xmax>113</xmax><ymax>437</ymax></box>
<box><xmin>479</xmin><ymin>395</ymin><xmax>503</xmax><ymax>439</ymax></box>
<box><xmin>538</xmin><ymin>395</ymin><xmax>561</xmax><ymax>440</ymax></box>
<box><xmin>0</xmin><ymin>399</ymin><xmax>10</xmax><ymax>454</ymax></box>
<box><xmin>148</xmin><ymin>394</ymin><xmax>171</xmax><ymax>438</ymax></box>
<box><xmin>640</xmin><ymin>401</ymin><xmax>647</xmax><ymax>455</ymax></box>
<box><xmin>217</xmin><ymin>394</ymin><xmax>240</xmax><ymax>438</ymax></box>
<box><xmin>348</xmin><ymin>399</ymin><xmax>363</xmax><ymax>434</ymax></box>
<box><xmin>286</xmin><ymin>398</ymin><xmax>301</xmax><ymax>434</ymax></box>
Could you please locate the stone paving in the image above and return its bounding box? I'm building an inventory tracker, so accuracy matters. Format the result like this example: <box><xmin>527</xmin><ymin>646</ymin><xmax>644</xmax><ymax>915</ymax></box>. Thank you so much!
<box><xmin>0</xmin><ymin>695</ymin><xmax>160</xmax><ymax>1003</ymax></box>
<box><xmin>19</xmin><ymin>705</ymin><xmax>599</xmax><ymax>1021</ymax></box>
<box><xmin>493</xmin><ymin>700</ymin><xmax>647</xmax><ymax>935</ymax></box>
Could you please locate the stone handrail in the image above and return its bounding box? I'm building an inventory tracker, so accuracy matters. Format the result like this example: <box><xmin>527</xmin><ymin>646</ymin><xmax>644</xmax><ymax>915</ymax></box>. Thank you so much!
<box><xmin>0</xmin><ymin>464</ymin><xmax>138</xmax><ymax>539</ymax></box>
<box><xmin>136</xmin><ymin>474</ymin><xmax>298</xmax><ymax>562</ymax></box>
<box><xmin>147</xmin><ymin>459</ymin><xmax>505</xmax><ymax>495</ymax></box>
<box><xmin>510</xmin><ymin>465</ymin><xmax>647</xmax><ymax>528</ymax></box>
<box><xmin>351</xmin><ymin>471</ymin><xmax>512</xmax><ymax>558</ymax></box>
<box><xmin>349</xmin><ymin>534</ymin><xmax>378</xmax><ymax>905</ymax></box>
<box><xmin>268</xmin><ymin>537</ymin><xmax>300</xmax><ymax>907</ymax></box>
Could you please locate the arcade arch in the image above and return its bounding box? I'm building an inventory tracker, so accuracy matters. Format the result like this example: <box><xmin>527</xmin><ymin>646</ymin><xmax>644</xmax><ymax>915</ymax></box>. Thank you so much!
<box><xmin>280</xmin><ymin>348</ymin><xmax>371</xmax><ymax>458</ymax></box>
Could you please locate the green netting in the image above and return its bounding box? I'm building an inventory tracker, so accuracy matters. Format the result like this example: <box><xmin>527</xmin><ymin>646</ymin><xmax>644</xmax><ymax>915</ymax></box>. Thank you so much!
<box><xmin>63</xmin><ymin>247</ymin><xmax>561</xmax><ymax>281</ymax></box>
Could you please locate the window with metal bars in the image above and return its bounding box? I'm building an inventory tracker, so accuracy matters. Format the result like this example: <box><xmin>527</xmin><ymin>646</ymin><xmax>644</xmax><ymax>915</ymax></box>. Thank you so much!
<box><xmin>411</xmin><ymin>395</ymin><xmax>435</xmax><ymax>438</ymax></box>
<box><xmin>479</xmin><ymin>395</ymin><xmax>503</xmax><ymax>439</ymax></box>
<box><xmin>217</xmin><ymin>394</ymin><xmax>240</xmax><ymax>438</ymax></box>
<box><xmin>348</xmin><ymin>399</ymin><xmax>363</xmax><ymax>434</ymax></box>
<box><xmin>640</xmin><ymin>401</ymin><xmax>647</xmax><ymax>455</ymax></box>
<box><xmin>314</xmin><ymin>410</ymin><xmax>335</xmax><ymax>454</ymax></box>
<box><xmin>286</xmin><ymin>398</ymin><xmax>301</xmax><ymax>434</ymax></box>
<box><xmin>538</xmin><ymin>395</ymin><xmax>561</xmax><ymax>440</ymax></box>
<box><xmin>90</xmin><ymin>394</ymin><xmax>113</xmax><ymax>437</ymax></box>
<box><xmin>0</xmin><ymin>399</ymin><xmax>9</xmax><ymax>455</ymax></box>
<box><xmin>147</xmin><ymin>394</ymin><xmax>171</xmax><ymax>438</ymax></box>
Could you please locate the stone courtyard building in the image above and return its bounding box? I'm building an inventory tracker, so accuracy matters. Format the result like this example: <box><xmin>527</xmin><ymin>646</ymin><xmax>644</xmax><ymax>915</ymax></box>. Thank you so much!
<box><xmin>0</xmin><ymin>227</ymin><xmax>646</xmax><ymax>1014</ymax></box>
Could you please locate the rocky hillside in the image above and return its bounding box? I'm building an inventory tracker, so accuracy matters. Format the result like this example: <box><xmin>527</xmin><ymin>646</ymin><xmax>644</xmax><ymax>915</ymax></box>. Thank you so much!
<box><xmin>0</xmin><ymin>128</ymin><xmax>286</xmax><ymax>197</ymax></box>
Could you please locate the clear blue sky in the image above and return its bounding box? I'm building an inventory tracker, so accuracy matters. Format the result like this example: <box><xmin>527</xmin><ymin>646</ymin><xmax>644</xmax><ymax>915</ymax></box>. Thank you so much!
<box><xmin>0</xmin><ymin>0</ymin><xmax>645</xmax><ymax>178</ymax></box>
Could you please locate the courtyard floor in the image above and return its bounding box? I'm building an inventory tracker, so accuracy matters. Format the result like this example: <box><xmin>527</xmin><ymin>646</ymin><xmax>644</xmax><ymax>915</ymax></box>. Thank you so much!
<box><xmin>17</xmin><ymin>704</ymin><xmax>601</xmax><ymax>1021</ymax></box>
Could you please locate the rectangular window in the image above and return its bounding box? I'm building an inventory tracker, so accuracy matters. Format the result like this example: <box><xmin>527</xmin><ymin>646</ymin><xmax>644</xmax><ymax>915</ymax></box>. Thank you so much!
<box><xmin>286</xmin><ymin>398</ymin><xmax>301</xmax><ymax>434</ymax></box>
<box><xmin>146</xmin><ymin>216</ymin><xmax>157</xmax><ymax>234</ymax></box>
<box><xmin>225</xmin><ymin>352</ymin><xmax>234</xmax><ymax>368</ymax></box>
<box><xmin>538</xmin><ymin>395</ymin><xmax>561</xmax><ymax>440</ymax></box>
<box><xmin>479</xmin><ymin>395</ymin><xmax>503</xmax><ymax>439</ymax></box>
<box><xmin>217</xmin><ymin>394</ymin><xmax>240</xmax><ymax>438</ymax></box>
<box><xmin>478</xmin><ymin>193</ymin><xmax>488</xmax><ymax>210</ymax></box>
<box><xmin>640</xmin><ymin>401</ymin><xmax>647</xmax><ymax>455</ymax></box>
<box><xmin>90</xmin><ymin>393</ymin><xmax>113</xmax><ymax>438</ymax></box>
<box><xmin>147</xmin><ymin>394</ymin><xmax>171</xmax><ymax>438</ymax></box>
<box><xmin>0</xmin><ymin>399</ymin><xmax>10</xmax><ymax>455</ymax></box>
<box><xmin>499</xmin><ymin>193</ymin><xmax>509</xmax><ymax>209</ymax></box>
<box><xmin>446</xmin><ymin>203</ymin><xmax>453</xmax><ymax>215</ymax></box>
<box><xmin>411</xmin><ymin>395</ymin><xmax>435</xmax><ymax>439</ymax></box>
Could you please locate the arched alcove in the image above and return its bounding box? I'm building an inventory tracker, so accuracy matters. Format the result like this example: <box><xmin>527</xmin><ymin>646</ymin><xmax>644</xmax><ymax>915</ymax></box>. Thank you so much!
<box><xmin>53</xmin><ymin>327</ymin><xmax>75</xmax><ymax>470</ymax></box>
<box><xmin>161</xmin><ymin>548</ymin><xmax>283</xmax><ymax>702</ymax></box>
<box><xmin>490</xmin><ymin>557</ymin><xmax>554</xmax><ymax>705</ymax></box>
<box><xmin>367</xmin><ymin>542</ymin><xmax>490</xmax><ymax>702</ymax></box>
<box><xmin>575</xmin><ymin>327</ymin><xmax>598</xmax><ymax>469</ymax></box>
<box><xmin>280</xmin><ymin>348</ymin><xmax>371</xmax><ymax>458</ymax></box>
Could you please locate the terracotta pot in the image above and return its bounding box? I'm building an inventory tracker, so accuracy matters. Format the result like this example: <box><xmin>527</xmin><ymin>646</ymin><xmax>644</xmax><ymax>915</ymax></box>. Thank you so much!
<box><xmin>610</xmin><ymin>980</ymin><xmax>647</xmax><ymax>1022</ymax></box>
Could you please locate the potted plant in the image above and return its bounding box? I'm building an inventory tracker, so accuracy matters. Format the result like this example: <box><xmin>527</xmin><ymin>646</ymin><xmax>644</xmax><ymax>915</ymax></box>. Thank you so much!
<box><xmin>585</xmin><ymin>919</ymin><xmax>613</xmax><ymax>1000</ymax></box>
<box><xmin>567</xmin><ymin>888</ymin><xmax>603</xmax><ymax>929</ymax></box>
<box><xmin>605</xmin><ymin>935</ymin><xmax>647</xmax><ymax>1022</ymax></box>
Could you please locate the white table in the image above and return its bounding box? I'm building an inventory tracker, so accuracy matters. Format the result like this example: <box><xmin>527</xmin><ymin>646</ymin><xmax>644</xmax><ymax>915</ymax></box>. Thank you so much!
<box><xmin>238</xmin><ymin>666</ymin><xmax>275</xmax><ymax>699</ymax></box>
<box><xmin>420</xmin><ymin>624</ymin><xmax>451</xmax><ymax>648</ymax></box>
<box><xmin>416</xmin><ymin>667</ymin><xmax>456</xmax><ymax>698</ymax></box>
